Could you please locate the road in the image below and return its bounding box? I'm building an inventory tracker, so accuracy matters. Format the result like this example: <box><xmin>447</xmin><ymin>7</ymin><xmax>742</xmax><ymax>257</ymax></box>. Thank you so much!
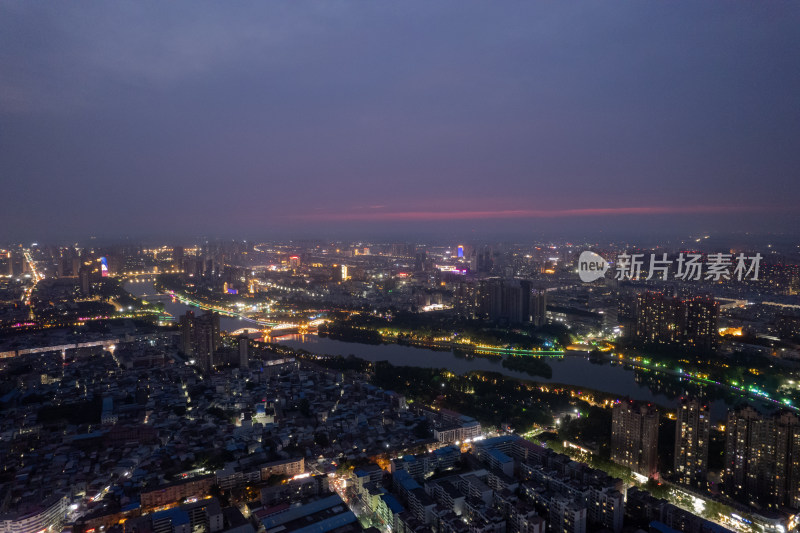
<box><xmin>21</xmin><ymin>248</ymin><xmax>44</xmax><ymax>306</ymax></box>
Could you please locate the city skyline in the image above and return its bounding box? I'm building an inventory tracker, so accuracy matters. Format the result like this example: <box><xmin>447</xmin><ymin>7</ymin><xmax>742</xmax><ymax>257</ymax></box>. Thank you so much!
<box><xmin>3</xmin><ymin>4</ymin><xmax>800</xmax><ymax>532</ymax></box>
<box><xmin>1</xmin><ymin>236</ymin><xmax>799</xmax><ymax>533</ymax></box>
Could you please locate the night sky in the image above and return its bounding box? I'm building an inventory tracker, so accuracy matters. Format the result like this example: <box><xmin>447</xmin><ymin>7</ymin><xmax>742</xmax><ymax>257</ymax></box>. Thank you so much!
<box><xmin>2</xmin><ymin>2</ymin><xmax>799</xmax><ymax>242</ymax></box>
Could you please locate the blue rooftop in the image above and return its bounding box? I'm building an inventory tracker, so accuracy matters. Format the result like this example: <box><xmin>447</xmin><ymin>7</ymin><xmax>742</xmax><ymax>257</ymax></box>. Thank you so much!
<box><xmin>393</xmin><ymin>470</ymin><xmax>421</xmax><ymax>491</ymax></box>
<box><xmin>380</xmin><ymin>493</ymin><xmax>405</xmax><ymax>514</ymax></box>
<box><xmin>262</xmin><ymin>494</ymin><xmax>344</xmax><ymax>529</ymax></box>
<box><xmin>488</xmin><ymin>448</ymin><xmax>513</xmax><ymax>463</ymax></box>
<box><xmin>434</xmin><ymin>446</ymin><xmax>460</xmax><ymax>456</ymax></box>
<box><xmin>476</xmin><ymin>435</ymin><xmax>519</xmax><ymax>448</ymax></box>
<box><xmin>69</xmin><ymin>430</ymin><xmax>108</xmax><ymax>441</ymax></box>
<box><xmin>121</xmin><ymin>501</ymin><xmax>140</xmax><ymax>512</ymax></box>
<box><xmin>292</xmin><ymin>510</ymin><xmax>356</xmax><ymax>533</ymax></box>
<box><xmin>649</xmin><ymin>522</ymin><xmax>680</xmax><ymax>533</ymax></box>
<box><xmin>152</xmin><ymin>508</ymin><xmax>189</xmax><ymax>526</ymax></box>
<box><xmin>0</xmin><ymin>390</ymin><xmax>18</xmax><ymax>403</ymax></box>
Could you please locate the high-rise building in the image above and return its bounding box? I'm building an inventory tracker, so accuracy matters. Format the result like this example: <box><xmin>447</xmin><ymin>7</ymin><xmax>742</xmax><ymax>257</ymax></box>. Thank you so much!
<box><xmin>478</xmin><ymin>279</ymin><xmax>502</xmax><ymax>319</ymax></box>
<box><xmin>180</xmin><ymin>311</ymin><xmax>195</xmax><ymax>358</ymax></box>
<box><xmin>454</xmin><ymin>281</ymin><xmax>478</xmax><ymax>318</ymax></box>
<box><xmin>723</xmin><ymin>407</ymin><xmax>800</xmax><ymax>509</ymax></box>
<box><xmin>55</xmin><ymin>248</ymin><xmax>65</xmax><ymax>277</ymax></box>
<box><xmin>414</xmin><ymin>249</ymin><xmax>428</xmax><ymax>272</ymax></box>
<box><xmin>180</xmin><ymin>311</ymin><xmax>220</xmax><ymax>373</ymax></box>
<box><xmin>724</xmin><ymin>406</ymin><xmax>763</xmax><ymax>507</ymax></box>
<box><xmin>9</xmin><ymin>250</ymin><xmax>25</xmax><ymax>276</ymax></box>
<box><xmin>477</xmin><ymin>279</ymin><xmax>547</xmax><ymax>325</ymax></box>
<box><xmin>0</xmin><ymin>250</ymin><xmax>12</xmax><ymax>276</ymax></box>
<box><xmin>194</xmin><ymin>312</ymin><xmax>220</xmax><ymax>373</ymax></box>
<box><xmin>674</xmin><ymin>399</ymin><xmax>710</xmax><ymax>488</ymax></box>
<box><xmin>173</xmin><ymin>246</ymin><xmax>184</xmax><ymax>270</ymax></box>
<box><xmin>635</xmin><ymin>292</ymin><xmax>718</xmax><ymax>351</ymax></box>
<box><xmin>611</xmin><ymin>402</ymin><xmax>659</xmax><ymax>479</ymax></box>
<box><xmin>685</xmin><ymin>295</ymin><xmax>718</xmax><ymax>352</ymax></box>
<box><xmin>79</xmin><ymin>265</ymin><xmax>92</xmax><ymax>296</ymax></box>
<box><xmin>635</xmin><ymin>291</ymin><xmax>683</xmax><ymax>345</ymax></box>
<box><xmin>549</xmin><ymin>496</ymin><xmax>587</xmax><ymax>533</ymax></box>
<box><xmin>389</xmin><ymin>243</ymin><xmax>413</xmax><ymax>257</ymax></box>
<box><xmin>476</xmin><ymin>248</ymin><xmax>494</xmax><ymax>274</ymax></box>
<box><xmin>238</xmin><ymin>335</ymin><xmax>249</xmax><ymax>369</ymax></box>
<box><xmin>501</xmin><ymin>280</ymin><xmax>526</xmax><ymax>323</ymax></box>
<box><xmin>617</xmin><ymin>296</ymin><xmax>637</xmax><ymax>340</ymax></box>
<box><xmin>530</xmin><ymin>288</ymin><xmax>547</xmax><ymax>327</ymax></box>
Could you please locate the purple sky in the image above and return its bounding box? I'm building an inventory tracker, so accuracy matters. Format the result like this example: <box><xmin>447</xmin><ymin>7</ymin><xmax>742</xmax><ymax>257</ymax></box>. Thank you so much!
<box><xmin>2</xmin><ymin>2</ymin><xmax>799</xmax><ymax>241</ymax></box>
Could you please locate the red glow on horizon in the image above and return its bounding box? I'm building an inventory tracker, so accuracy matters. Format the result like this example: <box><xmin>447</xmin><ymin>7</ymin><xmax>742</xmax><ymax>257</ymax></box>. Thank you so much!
<box><xmin>294</xmin><ymin>204</ymin><xmax>771</xmax><ymax>222</ymax></box>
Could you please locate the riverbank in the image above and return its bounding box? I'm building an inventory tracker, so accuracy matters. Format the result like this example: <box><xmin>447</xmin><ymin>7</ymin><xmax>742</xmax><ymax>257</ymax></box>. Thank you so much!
<box><xmin>125</xmin><ymin>280</ymin><xmax>781</xmax><ymax>421</ymax></box>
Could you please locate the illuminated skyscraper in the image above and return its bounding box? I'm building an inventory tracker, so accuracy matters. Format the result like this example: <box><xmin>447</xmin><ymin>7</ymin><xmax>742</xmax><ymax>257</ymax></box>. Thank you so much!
<box><xmin>611</xmin><ymin>402</ymin><xmax>659</xmax><ymax>479</ymax></box>
<box><xmin>180</xmin><ymin>311</ymin><xmax>195</xmax><ymax>358</ymax></box>
<box><xmin>180</xmin><ymin>311</ymin><xmax>220</xmax><ymax>373</ymax></box>
<box><xmin>723</xmin><ymin>407</ymin><xmax>800</xmax><ymax>509</ymax></box>
<box><xmin>454</xmin><ymin>281</ymin><xmax>478</xmax><ymax>318</ymax></box>
<box><xmin>685</xmin><ymin>295</ymin><xmax>719</xmax><ymax>352</ymax></box>
<box><xmin>0</xmin><ymin>250</ymin><xmax>12</xmax><ymax>276</ymax></box>
<box><xmin>195</xmin><ymin>313</ymin><xmax>219</xmax><ymax>373</ymax></box>
<box><xmin>635</xmin><ymin>292</ymin><xmax>718</xmax><ymax>351</ymax></box>
<box><xmin>529</xmin><ymin>287</ymin><xmax>547</xmax><ymax>327</ymax></box>
<box><xmin>635</xmin><ymin>291</ymin><xmax>683</xmax><ymax>345</ymax></box>
<box><xmin>674</xmin><ymin>399</ymin><xmax>710</xmax><ymax>488</ymax></box>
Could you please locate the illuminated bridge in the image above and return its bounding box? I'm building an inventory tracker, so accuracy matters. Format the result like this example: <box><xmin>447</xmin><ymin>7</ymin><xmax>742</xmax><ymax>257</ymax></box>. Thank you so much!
<box><xmin>229</xmin><ymin>319</ymin><xmax>329</xmax><ymax>338</ymax></box>
<box><xmin>118</xmin><ymin>269</ymin><xmax>184</xmax><ymax>282</ymax></box>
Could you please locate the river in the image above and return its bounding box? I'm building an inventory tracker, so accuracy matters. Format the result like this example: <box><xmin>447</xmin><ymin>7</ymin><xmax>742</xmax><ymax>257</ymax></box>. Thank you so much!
<box><xmin>277</xmin><ymin>334</ymin><xmax>737</xmax><ymax>419</ymax></box>
<box><xmin>126</xmin><ymin>280</ymin><xmax>737</xmax><ymax>419</ymax></box>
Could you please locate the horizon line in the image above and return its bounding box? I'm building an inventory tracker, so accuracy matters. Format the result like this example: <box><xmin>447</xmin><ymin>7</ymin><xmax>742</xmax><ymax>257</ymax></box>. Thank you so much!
<box><xmin>293</xmin><ymin>204</ymin><xmax>783</xmax><ymax>222</ymax></box>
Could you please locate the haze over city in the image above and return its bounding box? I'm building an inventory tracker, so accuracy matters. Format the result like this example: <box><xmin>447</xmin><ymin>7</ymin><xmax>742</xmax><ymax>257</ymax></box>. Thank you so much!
<box><xmin>3</xmin><ymin>3</ymin><xmax>800</xmax><ymax>533</ymax></box>
<box><xmin>2</xmin><ymin>2</ymin><xmax>800</xmax><ymax>240</ymax></box>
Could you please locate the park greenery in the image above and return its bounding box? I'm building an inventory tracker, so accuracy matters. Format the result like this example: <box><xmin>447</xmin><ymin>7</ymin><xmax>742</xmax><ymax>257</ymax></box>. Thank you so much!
<box><xmin>501</xmin><ymin>355</ymin><xmax>553</xmax><ymax>379</ymax></box>
<box><xmin>321</xmin><ymin>311</ymin><xmax>573</xmax><ymax>351</ymax></box>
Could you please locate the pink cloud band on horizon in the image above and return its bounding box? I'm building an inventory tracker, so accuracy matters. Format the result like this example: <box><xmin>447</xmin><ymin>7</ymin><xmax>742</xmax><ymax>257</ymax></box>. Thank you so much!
<box><xmin>294</xmin><ymin>204</ymin><xmax>776</xmax><ymax>222</ymax></box>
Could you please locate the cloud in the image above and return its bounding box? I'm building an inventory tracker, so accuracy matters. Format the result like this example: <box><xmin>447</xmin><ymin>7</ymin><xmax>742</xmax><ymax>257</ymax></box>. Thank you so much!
<box><xmin>1</xmin><ymin>2</ymin><xmax>799</xmax><ymax>239</ymax></box>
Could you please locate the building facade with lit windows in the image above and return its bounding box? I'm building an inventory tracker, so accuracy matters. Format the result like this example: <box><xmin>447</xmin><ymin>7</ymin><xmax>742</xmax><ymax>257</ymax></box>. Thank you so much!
<box><xmin>0</xmin><ymin>494</ymin><xmax>67</xmax><ymax>533</ymax></box>
<box><xmin>635</xmin><ymin>291</ymin><xmax>718</xmax><ymax>351</ymax></box>
<box><xmin>723</xmin><ymin>406</ymin><xmax>800</xmax><ymax>509</ymax></box>
<box><xmin>611</xmin><ymin>402</ymin><xmax>659</xmax><ymax>479</ymax></box>
<box><xmin>674</xmin><ymin>399</ymin><xmax>710</xmax><ymax>489</ymax></box>
<box><xmin>179</xmin><ymin>310</ymin><xmax>221</xmax><ymax>373</ymax></box>
<box><xmin>260</xmin><ymin>457</ymin><xmax>305</xmax><ymax>479</ymax></box>
<box><xmin>477</xmin><ymin>279</ymin><xmax>547</xmax><ymax>325</ymax></box>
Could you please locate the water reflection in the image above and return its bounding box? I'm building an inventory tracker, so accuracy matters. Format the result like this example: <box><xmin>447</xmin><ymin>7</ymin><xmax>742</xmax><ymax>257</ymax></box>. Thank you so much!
<box><xmin>125</xmin><ymin>280</ymin><xmax>748</xmax><ymax>421</ymax></box>
<box><xmin>277</xmin><ymin>334</ymin><xmax>736</xmax><ymax>420</ymax></box>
